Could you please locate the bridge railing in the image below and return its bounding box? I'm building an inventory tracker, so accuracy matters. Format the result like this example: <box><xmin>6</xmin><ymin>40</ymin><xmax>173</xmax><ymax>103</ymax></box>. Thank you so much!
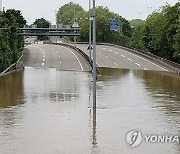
<box><xmin>19</xmin><ymin>27</ymin><xmax>81</xmax><ymax>36</ymax></box>
<box><xmin>0</xmin><ymin>48</ymin><xmax>30</xmax><ymax>77</ymax></box>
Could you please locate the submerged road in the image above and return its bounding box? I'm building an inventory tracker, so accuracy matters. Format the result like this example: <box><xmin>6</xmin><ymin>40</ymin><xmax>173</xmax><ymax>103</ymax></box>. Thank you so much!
<box><xmin>76</xmin><ymin>44</ymin><xmax>169</xmax><ymax>72</ymax></box>
<box><xmin>26</xmin><ymin>44</ymin><xmax>91</xmax><ymax>71</ymax></box>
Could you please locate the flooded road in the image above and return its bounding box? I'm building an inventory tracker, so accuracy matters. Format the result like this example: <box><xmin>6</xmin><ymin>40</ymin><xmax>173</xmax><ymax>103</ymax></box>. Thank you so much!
<box><xmin>0</xmin><ymin>67</ymin><xmax>180</xmax><ymax>154</ymax></box>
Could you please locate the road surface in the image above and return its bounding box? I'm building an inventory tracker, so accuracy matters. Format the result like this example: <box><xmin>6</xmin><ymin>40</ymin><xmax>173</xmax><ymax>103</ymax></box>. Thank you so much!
<box><xmin>76</xmin><ymin>44</ymin><xmax>169</xmax><ymax>72</ymax></box>
<box><xmin>26</xmin><ymin>44</ymin><xmax>91</xmax><ymax>71</ymax></box>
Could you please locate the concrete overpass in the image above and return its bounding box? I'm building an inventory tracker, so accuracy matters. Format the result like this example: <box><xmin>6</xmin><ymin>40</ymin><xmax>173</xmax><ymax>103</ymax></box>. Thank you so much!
<box><xmin>19</xmin><ymin>27</ymin><xmax>80</xmax><ymax>36</ymax></box>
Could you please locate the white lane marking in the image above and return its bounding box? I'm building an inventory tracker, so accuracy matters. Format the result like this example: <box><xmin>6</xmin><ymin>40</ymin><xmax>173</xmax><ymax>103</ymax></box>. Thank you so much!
<box><xmin>116</xmin><ymin>47</ymin><xmax>168</xmax><ymax>71</ymax></box>
<box><xmin>103</xmin><ymin>48</ymin><xmax>106</xmax><ymax>50</ymax></box>
<box><xmin>60</xmin><ymin>61</ymin><xmax>62</xmax><ymax>63</ymax></box>
<box><xmin>96</xmin><ymin>62</ymin><xmax>100</xmax><ymax>66</ymax></box>
<box><xmin>43</xmin><ymin>55</ymin><xmax>45</xmax><ymax>58</ymax></box>
<box><xmin>43</xmin><ymin>52</ymin><xmax>45</xmax><ymax>55</ymax></box>
<box><xmin>114</xmin><ymin>62</ymin><xmax>118</xmax><ymax>65</ymax></box>
<box><xmin>58</xmin><ymin>55</ymin><xmax>61</xmax><ymax>58</ymax></box>
<box><xmin>144</xmin><ymin>68</ymin><xmax>148</xmax><ymax>70</ymax></box>
<box><xmin>121</xmin><ymin>55</ymin><xmax>125</xmax><ymax>58</ymax></box>
<box><xmin>115</xmin><ymin>52</ymin><xmax>119</xmax><ymax>54</ymax></box>
<box><xmin>56</xmin><ymin>51</ymin><xmax>58</xmax><ymax>53</ymax></box>
<box><xmin>109</xmin><ymin>50</ymin><xmax>112</xmax><ymax>51</ymax></box>
<box><xmin>135</xmin><ymin>63</ymin><xmax>141</xmax><ymax>66</ymax></box>
<box><xmin>61</xmin><ymin>46</ymin><xmax>84</xmax><ymax>71</ymax></box>
<box><xmin>106</xmin><ymin>56</ymin><xmax>109</xmax><ymax>59</ymax></box>
<box><xmin>127</xmin><ymin>58</ymin><xmax>132</xmax><ymax>62</ymax></box>
<box><xmin>43</xmin><ymin>58</ymin><xmax>45</xmax><ymax>62</ymax></box>
<box><xmin>42</xmin><ymin>63</ymin><xmax>44</xmax><ymax>66</ymax></box>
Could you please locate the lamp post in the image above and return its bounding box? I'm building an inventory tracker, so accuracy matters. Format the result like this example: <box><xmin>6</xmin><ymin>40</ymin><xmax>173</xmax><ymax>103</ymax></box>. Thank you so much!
<box><xmin>72</xmin><ymin>2</ymin><xmax>79</xmax><ymax>47</ymax></box>
<box><xmin>92</xmin><ymin>0</ymin><xmax>96</xmax><ymax>108</ymax></box>
<box><xmin>72</xmin><ymin>21</ymin><xmax>79</xmax><ymax>47</ymax></box>
<box><xmin>89</xmin><ymin>0</ymin><xmax>92</xmax><ymax>60</ymax></box>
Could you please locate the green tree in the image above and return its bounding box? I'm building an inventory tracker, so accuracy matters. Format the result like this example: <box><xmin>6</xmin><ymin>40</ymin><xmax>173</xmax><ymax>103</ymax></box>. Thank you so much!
<box><xmin>33</xmin><ymin>18</ymin><xmax>50</xmax><ymax>28</ymax></box>
<box><xmin>129</xmin><ymin>19</ymin><xmax>145</xmax><ymax>29</ymax></box>
<box><xmin>33</xmin><ymin>18</ymin><xmax>50</xmax><ymax>40</ymax></box>
<box><xmin>56</xmin><ymin>2</ymin><xmax>85</xmax><ymax>25</ymax></box>
<box><xmin>0</xmin><ymin>9</ymin><xmax>26</xmax><ymax>72</ymax></box>
<box><xmin>130</xmin><ymin>2</ymin><xmax>180</xmax><ymax>63</ymax></box>
<box><xmin>164</xmin><ymin>2</ymin><xmax>180</xmax><ymax>62</ymax></box>
<box><xmin>56</xmin><ymin>3</ymin><xmax>132</xmax><ymax>45</ymax></box>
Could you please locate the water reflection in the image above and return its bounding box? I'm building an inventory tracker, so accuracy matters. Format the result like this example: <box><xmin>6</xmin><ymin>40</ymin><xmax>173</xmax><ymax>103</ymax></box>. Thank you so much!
<box><xmin>0</xmin><ymin>70</ymin><xmax>25</xmax><ymax>108</ymax></box>
<box><xmin>96</xmin><ymin>68</ymin><xmax>180</xmax><ymax>153</ymax></box>
<box><xmin>133</xmin><ymin>70</ymin><xmax>180</xmax><ymax>97</ymax></box>
<box><xmin>133</xmin><ymin>70</ymin><xmax>180</xmax><ymax>116</ymax></box>
<box><xmin>24</xmin><ymin>67</ymin><xmax>80</xmax><ymax>104</ymax></box>
<box><xmin>0</xmin><ymin>67</ymin><xmax>180</xmax><ymax>154</ymax></box>
<box><xmin>133</xmin><ymin>70</ymin><xmax>180</xmax><ymax>153</ymax></box>
<box><xmin>91</xmin><ymin>108</ymin><xmax>98</xmax><ymax>153</ymax></box>
<box><xmin>98</xmin><ymin>67</ymin><xmax>130</xmax><ymax>81</ymax></box>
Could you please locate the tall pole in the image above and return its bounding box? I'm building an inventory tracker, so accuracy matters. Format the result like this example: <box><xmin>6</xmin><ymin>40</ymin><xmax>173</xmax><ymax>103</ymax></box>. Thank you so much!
<box><xmin>92</xmin><ymin>0</ymin><xmax>96</xmax><ymax>108</ymax></box>
<box><xmin>74</xmin><ymin>2</ymin><xmax>76</xmax><ymax>23</ymax></box>
<box><xmin>74</xmin><ymin>2</ymin><xmax>76</xmax><ymax>47</ymax></box>
<box><xmin>89</xmin><ymin>0</ymin><xmax>92</xmax><ymax>60</ymax></box>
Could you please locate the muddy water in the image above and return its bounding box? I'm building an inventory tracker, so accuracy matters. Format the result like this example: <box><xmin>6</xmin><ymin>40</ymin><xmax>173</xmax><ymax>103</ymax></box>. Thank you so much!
<box><xmin>0</xmin><ymin>67</ymin><xmax>180</xmax><ymax>154</ymax></box>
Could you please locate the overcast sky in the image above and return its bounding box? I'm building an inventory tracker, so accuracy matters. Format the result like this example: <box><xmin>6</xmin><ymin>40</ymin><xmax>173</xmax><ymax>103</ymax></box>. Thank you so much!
<box><xmin>2</xmin><ymin>0</ymin><xmax>179</xmax><ymax>24</ymax></box>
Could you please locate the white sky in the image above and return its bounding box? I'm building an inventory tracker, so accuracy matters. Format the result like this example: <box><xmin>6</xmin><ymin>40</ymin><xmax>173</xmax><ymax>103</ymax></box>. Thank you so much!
<box><xmin>2</xmin><ymin>0</ymin><xmax>179</xmax><ymax>24</ymax></box>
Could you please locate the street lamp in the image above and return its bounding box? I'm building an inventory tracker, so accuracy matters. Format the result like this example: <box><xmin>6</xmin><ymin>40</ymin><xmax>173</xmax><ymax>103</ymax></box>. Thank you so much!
<box><xmin>92</xmin><ymin>0</ymin><xmax>96</xmax><ymax>108</ymax></box>
<box><xmin>72</xmin><ymin>20</ymin><xmax>79</xmax><ymax>47</ymax></box>
<box><xmin>89</xmin><ymin>0</ymin><xmax>92</xmax><ymax>60</ymax></box>
<box><xmin>72</xmin><ymin>2</ymin><xmax>79</xmax><ymax>47</ymax></box>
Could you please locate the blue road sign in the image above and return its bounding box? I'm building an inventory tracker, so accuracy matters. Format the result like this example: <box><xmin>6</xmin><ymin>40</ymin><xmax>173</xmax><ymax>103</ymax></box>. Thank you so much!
<box><xmin>110</xmin><ymin>19</ymin><xmax>120</xmax><ymax>32</ymax></box>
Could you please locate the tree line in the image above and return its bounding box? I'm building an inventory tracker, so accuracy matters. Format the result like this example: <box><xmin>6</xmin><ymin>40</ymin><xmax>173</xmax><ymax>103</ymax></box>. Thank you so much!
<box><xmin>0</xmin><ymin>9</ymin><xmax>26</xmax><ymax>73</ymax></box>
<box><xmin>56</xmin><ymin>2</ymin><xmax>180</xmax><ymax>63</ymax></box>
<box><xmin>56</xmin><ymin>2</ymin><xmax>132</xmax><ymax>45</ymax></box>
<box><xmin>130</xmin><ymin>2</ymin><xmax>180</xmax><ymax>63</ymax></box>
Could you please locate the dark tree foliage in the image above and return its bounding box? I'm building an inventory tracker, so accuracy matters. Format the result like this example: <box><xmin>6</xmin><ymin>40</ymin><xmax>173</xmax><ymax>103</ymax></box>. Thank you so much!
<box><xmin>130</xmin><ymin>2</ymin><xmax>180</xmax><ymax>63</ymax></box>
<box><xmin>33</xmin><ymin>18</ymin><xmax>50</xmax><ymax>28</ymax></box>
<box><xmin>0</xmin><ymin>9</ymin><xmax>26</xmax><ymax>73</ymax></box>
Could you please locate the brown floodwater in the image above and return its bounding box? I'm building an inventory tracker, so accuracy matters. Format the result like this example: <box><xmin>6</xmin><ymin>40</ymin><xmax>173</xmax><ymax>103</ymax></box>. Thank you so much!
<box><xmin>0</xmin><ymin>67</ymin><xmax>180</xmax><ymax>154</ymax></box>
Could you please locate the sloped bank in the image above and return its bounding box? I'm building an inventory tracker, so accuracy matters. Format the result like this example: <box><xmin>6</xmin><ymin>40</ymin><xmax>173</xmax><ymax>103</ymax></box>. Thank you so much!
<box><xmin>0</xmin><ymin>48</ymin><xmax>30</xmax><ymax>77</ymax></box>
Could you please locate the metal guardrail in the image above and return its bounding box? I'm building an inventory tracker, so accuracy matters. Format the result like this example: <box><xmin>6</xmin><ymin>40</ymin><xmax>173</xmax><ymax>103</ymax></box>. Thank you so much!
<box><xmin>19</xmin><ymin>27</ymin><xmax>81</xmax><ymax>37</ymax></box>
<box><xmin>0</xmin><ymin>48</ymin><xmax>29</xmax><ymax>77</ymax></box>
<box><xmin>20</xmin><ymin>32</ymin><xmax>80</xmax><ymax>36</ymax></box>
<box><xmin>20</xmin><ymin>28</ymin><xmax>81</xmax><ymax>31</ymax></box>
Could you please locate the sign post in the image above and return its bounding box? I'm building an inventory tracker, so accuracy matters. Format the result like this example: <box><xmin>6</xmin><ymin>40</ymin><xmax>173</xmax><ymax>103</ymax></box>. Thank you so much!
<box><xmin>92</xmin><ymin>0</ymin><xmax>96</xmax><ymax>108</ymax></box>
<box><xmin>109</xmin><ymin>19</ymin><xmax>120</xmax><ymax>44</ymax></box>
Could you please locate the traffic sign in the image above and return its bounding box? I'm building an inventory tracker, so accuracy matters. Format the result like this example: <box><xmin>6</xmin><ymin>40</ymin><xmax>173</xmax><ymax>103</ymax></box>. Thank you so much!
<box><xmin>110</xmin><ymin>19</ymin><xmax>120</xmax><ymax>32</ymax></box>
